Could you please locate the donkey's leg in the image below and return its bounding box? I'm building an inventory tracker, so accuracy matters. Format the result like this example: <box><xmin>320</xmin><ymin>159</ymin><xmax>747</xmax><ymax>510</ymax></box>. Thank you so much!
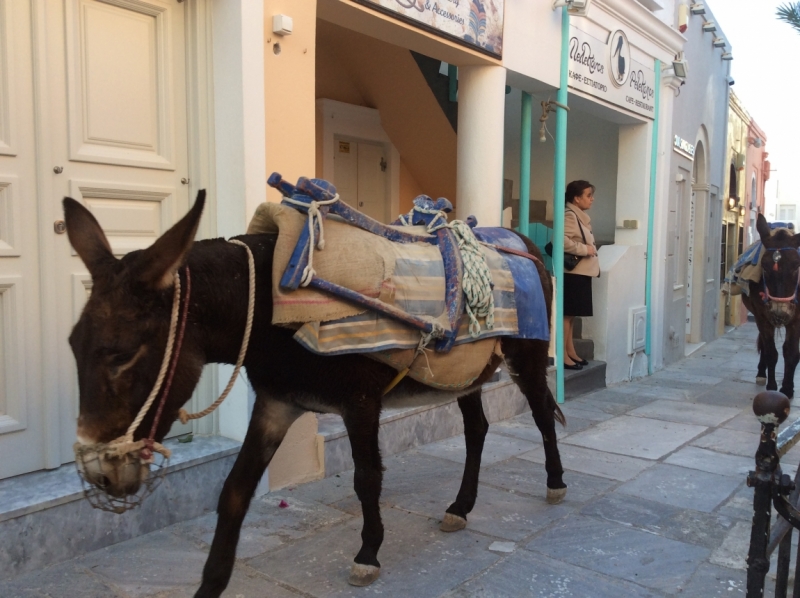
<box><xmin>441</xmin><ymin>389</ymin><xmax>488</xmax><ymax>532</ymax></box>
<box><xmin>780</xmin><ymin>325</ymin><xmax>800</xmax><ymax>399</ymax></box>
<box><xmin>503</xmin><ymin>337</ymin><xmax>566</xmax><ymax>504</ymax></box>
<box><xmin>342</xmin><ymin>399</ymin><xmax>384</xmax><ymax>587</ymax></box>
<box><xmin>756</xmin><ymin>334</ymin><xmax>768</xmax><ymax>385</ymax></box>
<box><xmin>755</xmin><ymin>316</ymin><xmax>779</xmax><ymax>391</ymax></box>
<box><xmin>195</xmin><ymin>397</ymin><xmax>302</xmax><ymax>598</ymax></box>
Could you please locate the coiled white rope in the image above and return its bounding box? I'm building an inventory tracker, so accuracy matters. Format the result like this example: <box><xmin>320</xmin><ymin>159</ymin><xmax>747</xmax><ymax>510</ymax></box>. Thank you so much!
<box><xmin>282</xmin><ymin>195</ymin><xmax>340</xmax><ymax>286</ymax></box>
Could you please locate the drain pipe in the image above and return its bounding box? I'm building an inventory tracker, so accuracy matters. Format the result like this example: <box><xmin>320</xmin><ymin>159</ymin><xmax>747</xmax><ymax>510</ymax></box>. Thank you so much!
<box><xmin>553</xmin><ymin>6</ymin><xmax>570</xmax><ymax>404</ymax></box>
<box><xmin>644</xmin><ymin>60</ymin><xmax>662</xmax><ymax>375</ymax></box>
<box><xmin>519</xmin><ymin>92</ymin><xmax>533</xmax><ymax>237</ymax></box>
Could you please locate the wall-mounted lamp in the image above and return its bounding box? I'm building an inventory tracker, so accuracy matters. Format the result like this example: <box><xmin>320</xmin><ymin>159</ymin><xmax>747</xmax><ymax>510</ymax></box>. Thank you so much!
<box><xmin>721</xmin><ymin>53</ymin><xmax>733</xmax><ymax>61</ymax></box>
<box><xmin>728</xmin><ymin>196</ymin><xmax>737</xmax><ymax>210</ymax></box>
<box><xmin>747</xmin><ymin>137</ymin><xmax>764</xmax><ymax>148</ymax></box>
<box><xmin>702</xmin><ymin>21</ymin><xmax>717</xmax><ymax>33</ymax></box>
<box><xmin>713</xmin><ymin>37</ymin><xmax>726</xmax><ymax>48</ymax></box>
<box><xmin>690</xmin><ymin>3</ymin><xmax>706</xmax><ymax>15</ymax></box>
<box><xmin>272</xmin><ymin>14</ymin><xmax>293</xmax><ymax>36</ymax></box>
<box><xmin>740</xmin><ymin>205</ymin><xmax>746</xmax><ymax>218</ymax></box>
<box><xmin>672</xmin><ymin>56</ymin><xmax>689</xmax><ymax>78</ymax></box>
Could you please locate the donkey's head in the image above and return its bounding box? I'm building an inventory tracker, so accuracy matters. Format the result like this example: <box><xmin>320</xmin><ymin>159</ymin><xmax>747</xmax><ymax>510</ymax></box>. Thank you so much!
<box><xmin>64</xmin><ymin>192</ymin><xmax>206</xmax><ymax>498</ymax></box>
<box><xmin>757</xmin><ymin>213</ymin><xmax>800</xmax><ymax>325</ymax></box>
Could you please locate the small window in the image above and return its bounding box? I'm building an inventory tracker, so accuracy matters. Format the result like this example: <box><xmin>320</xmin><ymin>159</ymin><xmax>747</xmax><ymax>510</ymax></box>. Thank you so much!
<box><xmin>778</xmin><ymin>204</ymin><xmax>796</xmax><ymax>222</ymax></box>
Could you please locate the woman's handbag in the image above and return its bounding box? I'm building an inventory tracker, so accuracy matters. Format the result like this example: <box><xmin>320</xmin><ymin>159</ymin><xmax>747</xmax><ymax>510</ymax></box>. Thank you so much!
<box><xmin>544</xmin><ymin>209</ymin><xmax>588</xmax><ymax>272</ymax></box>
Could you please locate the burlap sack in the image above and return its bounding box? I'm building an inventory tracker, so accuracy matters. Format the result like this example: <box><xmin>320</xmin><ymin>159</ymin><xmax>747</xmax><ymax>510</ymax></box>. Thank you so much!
<box><xmin>249</xmin><ymin>202</ymin><xmax>436</xmax><ymax>325</ymax></box>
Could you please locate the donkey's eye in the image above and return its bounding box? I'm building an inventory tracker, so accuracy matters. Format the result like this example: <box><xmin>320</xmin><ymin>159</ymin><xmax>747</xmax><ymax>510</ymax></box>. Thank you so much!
<box><xmin>108</xmin><ymin>352</ymin><xmax>138</xmax><ymax>367</ymax></box>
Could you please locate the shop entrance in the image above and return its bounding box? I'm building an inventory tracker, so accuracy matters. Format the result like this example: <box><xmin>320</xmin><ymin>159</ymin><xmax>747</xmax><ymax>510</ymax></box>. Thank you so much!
<box><xmin>333</xmin><ymin>136</ymin><xmax>388</xmax><ymax>222</ymax></box>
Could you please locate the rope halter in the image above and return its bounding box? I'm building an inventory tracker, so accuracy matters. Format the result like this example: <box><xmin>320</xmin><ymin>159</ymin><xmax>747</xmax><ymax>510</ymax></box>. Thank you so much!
<box><xmin>74</xmin><ymin>239</ymin><xmax>256</xmax><ymax>513</ymax></box>
<box><xmin>760</xmin><ymin>247</ymin><xmax>800</xmax><ymax>305</ymax></box>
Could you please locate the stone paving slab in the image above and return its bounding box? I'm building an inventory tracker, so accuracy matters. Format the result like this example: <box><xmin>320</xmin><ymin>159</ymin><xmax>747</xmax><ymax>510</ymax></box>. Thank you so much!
<box><xmin>393</xmin><ymin>480</ymin><xmax>571</xmax><ymax>542</ymax></box>
<box><xmin>526</xmin><ymin>514</ymin><xmax>710</xmax><ymax>594</ymax></box>
<box><xmin>665</xmin><ymin>445</ymin><xmax>753</xmax><ymax>478</ymax></box>
<box><xmin>76</xmin><ymin>529</ymin><xmax>208</xmax><ymax>597</ymax></box>
<box><xmin>562</xmin><ymin>415</ymin><xmax>708</xmax><ymax>460</ymax></box>
<box><xmin>247</xmin><ymin>508</ymin><xmax>502</xmax><ymax>598</ymax></box>
<box><xmin>615</xmin><ymin>463</ymin><xmax>743</xmax><ymax>513</ymax></box>
<box><xmin>680</xmin><ymin>562</ymin><xmax>748</xmax><ymax>596</ymax></box>
<box><xmin>691</xmin><ymin>427</ymin><xmax>761</xmax><ymax>457</ymax></box>
<box><xmin>417</xmin><ymin>432</ymin><xmax>539</xmax><ymax>465</ymax></box>
<box><xmin>628</xmin><ymin>399</ymin><xmax>740</xmax><ymax>427</ymax></box>
<box><xmin>580</xmin><ymin>492</ymin><xmax>737</xmax><ymax>550</ymax></box>
<box><xmin>478</xmin><ymin>457</ymin><xmax>617</xmax><ymax>505</ymax></box>
<box><xmin>443</xmin><ymin>550</ymin><xmax>664</xmax><ymax>598</ymax></box>
<box><xmin>519</xmin><ymin>442</ymin><xmax>655</xmax><ymax>481</ymax></box>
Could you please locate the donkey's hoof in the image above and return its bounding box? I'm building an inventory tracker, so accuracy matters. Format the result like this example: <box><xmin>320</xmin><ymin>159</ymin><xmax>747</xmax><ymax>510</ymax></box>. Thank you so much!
<box><xmin>348</xmin><ymin>564</ymin><xmax>380</xmax><ymax>586</ymax></box>
<box><xmin>546</xmin><ymin>487</ymin><xmax>567</xmax><ymax>505</ymax></box>
<box><xmin>756</xmin><ymin>376</ymin><xmax>767</xmax><ymax>386</ymax></box>
<box><xmin>440</xmin><ymin>512</ymin><xmax>467</xmax><ymax>532</ymax></box>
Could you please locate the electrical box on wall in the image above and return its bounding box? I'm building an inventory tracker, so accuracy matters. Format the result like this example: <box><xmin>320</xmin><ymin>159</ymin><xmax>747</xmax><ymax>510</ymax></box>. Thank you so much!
<box><xmin>628</xmin><ymin>306</ymin><xmax>646</xmax><ymax>354</ymax></box>
<box><xmin>272</xmin><ymin>14</ymin><xmax>293</xmax><ymax>36</ymax></box>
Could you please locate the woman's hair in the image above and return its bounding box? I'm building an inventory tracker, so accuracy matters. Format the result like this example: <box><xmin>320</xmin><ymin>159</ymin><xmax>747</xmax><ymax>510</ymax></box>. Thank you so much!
<box><xmin>565</xmin><ymin>180</ymin><xmax>595</xmax><ymax>205</ymax></box>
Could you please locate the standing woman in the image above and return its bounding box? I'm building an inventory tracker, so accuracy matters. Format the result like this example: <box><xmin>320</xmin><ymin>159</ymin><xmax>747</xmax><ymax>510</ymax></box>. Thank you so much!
<box><xmin>563</xmin><ymin>180</ymin><xmax>600</xmax><ymax>370</ymax></box>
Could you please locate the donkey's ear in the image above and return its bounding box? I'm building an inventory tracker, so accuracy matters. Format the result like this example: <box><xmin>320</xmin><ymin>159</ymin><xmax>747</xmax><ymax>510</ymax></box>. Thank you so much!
<box><xmin>137</xmin><ymin>190</ymin><xmax>206</xmax><ymax>290</ymax></box>
<box><xmin>756</xmin><ymin>213</ymin><xmax>771</xmax><ymax>243</ymax></box>
<box><xmin>63</xmin><ymin>197</ymin><xmax>116</xmax><ymax>279</ymax></box>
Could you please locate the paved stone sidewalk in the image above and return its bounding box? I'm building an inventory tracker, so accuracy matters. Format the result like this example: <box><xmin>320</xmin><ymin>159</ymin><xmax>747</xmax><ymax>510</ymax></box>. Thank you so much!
<box><xmin>2</xmin><ymin>323</ymin><xmax>794</xmax><ymax>597</ymax></box>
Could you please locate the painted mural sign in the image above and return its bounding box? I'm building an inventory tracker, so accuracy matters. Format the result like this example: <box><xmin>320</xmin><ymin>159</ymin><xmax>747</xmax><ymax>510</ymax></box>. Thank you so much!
<box><xmin>567</xmin><ymin>26</ymin><xmax>656</xmax><ymax>120</ymax></box>
<box><xmin>355</xmin><ymin>0</ymin><xmax>505</xmax><ymax>57</ymax></box>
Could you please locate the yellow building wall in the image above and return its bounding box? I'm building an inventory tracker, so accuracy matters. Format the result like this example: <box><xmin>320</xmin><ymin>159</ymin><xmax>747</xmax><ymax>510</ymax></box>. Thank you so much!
<box><xmin>263</xmin><ymin>0</ymin><xmax>324</xmax><ymax>490</ymax></box>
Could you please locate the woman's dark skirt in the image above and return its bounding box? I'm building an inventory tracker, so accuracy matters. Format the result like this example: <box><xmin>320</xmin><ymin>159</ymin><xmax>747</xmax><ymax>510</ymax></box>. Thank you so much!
<box><xmin>564</xmin><ymin>273</ymin><xmax>593</xmax><ymax>317</ymax></box>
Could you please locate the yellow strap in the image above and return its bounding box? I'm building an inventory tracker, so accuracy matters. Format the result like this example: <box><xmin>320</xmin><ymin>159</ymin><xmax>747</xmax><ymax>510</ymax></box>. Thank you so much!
<box><xmin>382</xmin><ymin>367</ymin><xmax>410</xmax><ymax>396</ymax></box>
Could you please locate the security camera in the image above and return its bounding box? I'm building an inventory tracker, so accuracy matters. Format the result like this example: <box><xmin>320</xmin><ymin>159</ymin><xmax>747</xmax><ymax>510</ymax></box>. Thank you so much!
<box><xmin>552</xmin><ymin>0</ymin><xmax>590</xmax><ymax>15</ymax></box>
<box><xmin>727</xmin><ymin>76</ymin><xmax>735</xmax><ymax>86</ymax></box>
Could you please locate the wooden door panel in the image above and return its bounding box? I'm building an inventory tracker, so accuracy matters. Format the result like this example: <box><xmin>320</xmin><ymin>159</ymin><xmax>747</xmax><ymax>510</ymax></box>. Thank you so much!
<box><xmin>67</xmin><ymin>180</ymin><xmax>179</xmax><ymax>255</ymax></box>
<box><xmin>65</xmin><ymin>0</ymin><xmax>178</xmax><ymax>169</ymax></box>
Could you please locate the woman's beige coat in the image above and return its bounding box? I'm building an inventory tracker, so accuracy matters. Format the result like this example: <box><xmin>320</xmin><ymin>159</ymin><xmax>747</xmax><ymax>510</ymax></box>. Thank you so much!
<box><xmin>563</xmin><ymin>205</ymin><xmax>600</xmax><ymax>277</ymax></box>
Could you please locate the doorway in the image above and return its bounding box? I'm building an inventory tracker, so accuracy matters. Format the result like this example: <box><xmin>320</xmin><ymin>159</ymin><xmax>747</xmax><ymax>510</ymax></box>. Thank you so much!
<box><xmin>686</xmin><ymin>139</ymin><xmax>708</xmax><ymax>349</ymax></box>
<box><xmin>333</xmin><ymin>136</ymin><xmax>388</xmax><ymax>222</ymax></box>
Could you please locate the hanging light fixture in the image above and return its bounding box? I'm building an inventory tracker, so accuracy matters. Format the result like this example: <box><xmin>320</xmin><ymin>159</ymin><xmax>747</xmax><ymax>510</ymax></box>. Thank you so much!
<box><xmin>728</xmin><ymin>196</ymin><xmax>736</xmax><ymax>210</ymax></box>
<box><xmin>739</xmin><ymin>205</ymin><xmax>746</xmax><ymax>217</ymax></box>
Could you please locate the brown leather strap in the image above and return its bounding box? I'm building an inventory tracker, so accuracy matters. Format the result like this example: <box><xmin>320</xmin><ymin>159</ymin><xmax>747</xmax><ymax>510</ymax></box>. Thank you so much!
<box><xmin>490</xmin><ymin>244</ymin><xmax>545</xmax><ymax>267</ymax></box>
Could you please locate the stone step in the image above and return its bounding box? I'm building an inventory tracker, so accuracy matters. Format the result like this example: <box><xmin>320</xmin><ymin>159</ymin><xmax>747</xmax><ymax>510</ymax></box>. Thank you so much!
<box><xmin>564</xmin><ymin>360</ymin><xmax>607</xmax><ymax>399</ymax></box>
<box><xmin>318</xmin><ymin>370</ymin><xmax>529</xmax><ymax>477</ymax></box>
<box><xmin>573</xmin><ymin>338</ymin><xmax>594</xmax><ymax>361</ymax></box>
<box><xmin>0</xmin><ymin>436</ymin><xmax>241</xmax><ymax>580</ymax></box>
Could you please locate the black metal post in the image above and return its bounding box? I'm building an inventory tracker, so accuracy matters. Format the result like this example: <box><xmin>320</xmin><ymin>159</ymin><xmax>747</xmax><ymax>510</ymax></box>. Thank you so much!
<box><xmin>747</xmin><ymin>391</ymin><xmax>792</xmax><ymax>598</ymax></box>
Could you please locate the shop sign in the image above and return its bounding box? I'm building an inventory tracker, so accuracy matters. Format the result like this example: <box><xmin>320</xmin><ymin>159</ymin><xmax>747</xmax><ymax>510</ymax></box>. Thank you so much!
<box><xmin>567</xmin><ymin>26</ymin><xmax>656</xmax><ymax>120</ymax></box>
<box><xmin>673</xmin><ymin>135</ymin><xmax>695</xmax><ymax>158</ymax></box>
<box><xmin>354</xmin><ymin>0</ymin><xmax>504</xmax><ymax>57</ymax></box>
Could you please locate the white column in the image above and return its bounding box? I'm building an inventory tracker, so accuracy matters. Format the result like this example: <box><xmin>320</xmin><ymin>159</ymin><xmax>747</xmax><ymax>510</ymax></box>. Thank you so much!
<box><xmin>211</xmin><ymin>0</ymin><xmax>266</xmax><ymax>443</ymax></box>
<box><xmin>456</xmin><ymin>65</ymin><xmax>507</xmax><ymax>226</ymax></box>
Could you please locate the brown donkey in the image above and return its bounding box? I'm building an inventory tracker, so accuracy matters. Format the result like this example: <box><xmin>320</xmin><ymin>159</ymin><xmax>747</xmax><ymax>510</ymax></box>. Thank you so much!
<box><xmin>65</xmin><ymin>192</ymin><xmax>565</xmax><ymax>598</ymax></box>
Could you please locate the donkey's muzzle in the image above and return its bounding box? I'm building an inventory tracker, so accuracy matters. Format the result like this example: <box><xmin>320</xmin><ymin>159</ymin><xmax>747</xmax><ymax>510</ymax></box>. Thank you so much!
<box><xmin>74</xmin><ymin>441</ymin><xmax>168</xmax><ymax>513</ymax></box>
<box><xmin>769</xmin><ymin>302</ymin><xmax>796</xmax><ymax>327</ymax></box>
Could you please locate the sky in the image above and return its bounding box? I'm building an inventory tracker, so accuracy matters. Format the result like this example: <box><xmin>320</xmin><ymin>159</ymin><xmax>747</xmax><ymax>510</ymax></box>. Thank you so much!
<box><xmin>709</xmin><ymin>0</ymin><xmax>800</xmax><ymax>202</ymax></box>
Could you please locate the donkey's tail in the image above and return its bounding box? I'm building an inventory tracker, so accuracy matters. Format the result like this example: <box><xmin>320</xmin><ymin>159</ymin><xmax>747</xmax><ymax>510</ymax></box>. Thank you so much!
<box><xmin>548</xmin><ymin>387</ymin><xmax>566</xmax><ymax>427</ymax></box>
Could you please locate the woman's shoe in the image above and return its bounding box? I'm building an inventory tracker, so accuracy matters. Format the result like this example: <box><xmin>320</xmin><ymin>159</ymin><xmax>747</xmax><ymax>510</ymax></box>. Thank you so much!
<box><xmin>564</xmin><ymin>362</ymin><xmax>583</xmax><ymax>371</ymax></box>
<box><xmin>574</xmin><ymin>358</ymin><xmax>589</xmax><ymax>366</ymax></box>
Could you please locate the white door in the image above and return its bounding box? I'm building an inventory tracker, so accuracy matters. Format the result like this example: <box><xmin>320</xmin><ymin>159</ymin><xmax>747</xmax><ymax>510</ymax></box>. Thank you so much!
<box><xmin>43</xmin><ymin>0</ymin><xmax>192</xmax><ymax>465</ymax></box>
<box><xmin>0</xmin><ymin>0</ymin><xmax>47</xmax><ymax>479</ymax></box>
<box><xmin>333</xmin><ymin>137</ymin><xmax>387</xmax><ymax>222</ymax></box>
<box><xmin>685</xmin><ymin>189</ymin><xmax>696</xmax><ymax>338</ymax></box>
